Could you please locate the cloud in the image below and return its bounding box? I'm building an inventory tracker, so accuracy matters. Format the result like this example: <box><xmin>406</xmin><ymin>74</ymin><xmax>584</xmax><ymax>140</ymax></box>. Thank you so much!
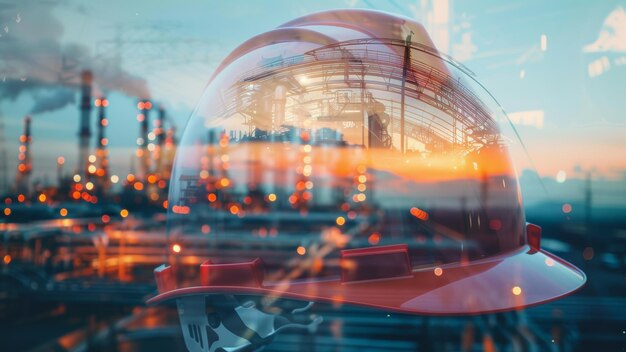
<box><xmin>584</xmin><ymin>6</ymin><xmax>626</xmax><ymax>53</ymax></box>
<box><xmin>452</xmin><ymin>32</ymin><xmax>477</xmax><ymax>62</ymax></box>
<box><xmin>0</xmin><ymin>0</ymin><xmax>149</xmax><ymax>115</ymax></box>
<box><xmin>507</xmin><ymin>110</ymin><xmax>544</xmax><ymax>129</ymax></box>
<box><xmin>30</xmin><ymin>86</ymin><xmax>76</xmax><ymax>114</ymax></box>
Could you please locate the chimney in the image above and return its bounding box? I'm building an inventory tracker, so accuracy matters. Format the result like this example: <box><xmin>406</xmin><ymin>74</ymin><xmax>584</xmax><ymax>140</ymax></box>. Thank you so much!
<box><xmin>154</xmin><ymin>105</ymin><xmax>166</xmax><ymax>176</ymax></box>
<box><xmin>16</xmin><ymin>116</ymin><xmax>32</xmax><ymax>195</ymax></box>
<box><xmin>136</xmin><ymin>100</ymin><xmax>152</xmax><ymax>181</ymax></box>
<box><xmin>78</xmin><ymin>70</ymin><xmax>93</xmax><ymax>179</ymax></box>
<box><xmin>94</xmin><ymin>97</ymin><xmax>110</xmax><ymax>196</ymax></box>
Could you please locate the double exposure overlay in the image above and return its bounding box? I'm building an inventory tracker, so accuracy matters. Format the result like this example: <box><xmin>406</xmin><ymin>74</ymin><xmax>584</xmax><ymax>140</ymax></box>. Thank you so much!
<box><xmin>9</xmin><ymin>2</ymin><xmax>626</xmax><ymax>351</ymax></box>
<box><xmin>153</xmin><ymin>11</ymin><xmax>584</xmax><ymax>326</ymax></box>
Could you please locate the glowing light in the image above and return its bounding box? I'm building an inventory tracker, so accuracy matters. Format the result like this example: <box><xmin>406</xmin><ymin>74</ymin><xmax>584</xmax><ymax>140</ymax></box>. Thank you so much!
<box><xmin>219</xmin><ymin>178</ymin><xmax>230</xmax><ymax>187</ymax></box>
<box><xmin>357</xmin><ymin>184</ymin><xmax>367</xmax><ymax>192</ymax></box>
<box><xmin>101</xmin><ymin>214</ymin><xmax>110</xmax><ymax>223</ymax></box>
<box><xmin>57</xmin><ymin>156</ymin><xmax>65</xmax><ymax>165</ymax></box>
<box><xmin>207</xmin><ymin>193</ymin><xmax>217</xmax><ymax>202</ymax></box>
<box><xmin>172</xmin><ymin>244</ymin><xmax>181</xmax><ymax>253</ymax></box>
<box><xmin>297</xmin><ymin>75</ymin><xmax>309</xmax><ymax>84</ymax></box>
<box><xmin>172</xmin><ymin>205</ymin><xmax>190</xmax><ymax>214</ymax></box>
<box><xmin>562</xmin><ymin>203</ymin><xmax>572</xmax><ymax>214</ymax></box>
<box><xmin>73</xmin><ymin>174</ymin><xmax>81</xmax><ymax>182</ymax></box>
<box><xmin>85</xmin><ymin>182</ymin><xmax>94</xmax><ymax>191</ymax></box>
<box><xmin>88</xmin><ymin>154</ymin><xmax>96</xmax><ymax>163</ymax></box>
<box><xmin>357</xmin><ymin>175</ymin><xmax>367</xmax><ymax>183</ymax></box>
<box><xmin>17</xmin><ymin>194</ymin><xmax>25</xmax><ymax>202</ymax></box>
<box><xmin>268</xmin><ymin>193</ymin><xmax>277</xmax><ymax>202</ymax></box>
<box><xmin>219</xmin><ymin>136</ymin><xmax>229</xmax><ymax>148</ymax></box>
<box><xmin>489</xmin><ymin>219</ymin><xmax>502</xmax><ymax>230</ymax></box>
<box><xmin>356</xmin><ymin>193</ymin><xmax>366</xmax><ymax>202</ymax></box>
<box><xmin>3</xmin><ymin>255</ymin><xmax>11</xmax><ymax>264</ymax></box>
<box><xmin>296</xmin><ymin>246</ymin><xmax>306</xmax><ymax>255</ymax></box>
<box><xmin>3</xmin><ymin>208</ymin><xmax>11</xmax><ymax>216</ymax></box>
<box><xmin>434</xmin><ymin>267</ymin><xmax>443</xmax><ymax>276</ymax></box>
<box><xmin>545</xmin><ymin>258</ymin><xmax>555</xmax><ymax>267</ymax></box>
<box><xmin>60</xmin><ymin>208</ymin><xmax>68</xmax><ymax>217</ymax></box>
<box><xmin>201</xmin><ymin>224</ymin><xmax>210</xmax><ymax>234</ymax></box>
<box><xmin>303</xmin><ymin>144</ymin><xmax>312</xmax><ymax>153</ymax></box>
<box><xmin>229</xmin><ymin>204</ymin><xmax>239</xmax><ymax>215</ymax></box>
<box><xmin>38</xmin><ymin>194</ymin><xmax>47</xmax><ymax>203</ymax></box>
<box><xmin>120</xmin><ymin>209</ymin><xmax>129</xmax><ymax>218</ymax></box>
<box><xmin>88</xmin><ymin>165</ymin><xmax>97</xmax><ymax>174</ymax></box>
<box><xmin>305</xmin><ymin>181</ymin><xmax>314</xmax><ymax>190</ymax></box>
<box><xmin>134</xmin><ymin>182</ymin><xmax>144</xmax><ymax>191</ymax></box>
<box><xmin>556</xmin><ymin>170</ymin><xmax>567</xmax><ymax>183</ymax></box>
<box><xmin>302</xmin><ymin>165</ymin><xmax>312</xmax><ymax>176</ymax></box>
<box><xmin>110</xmin><ymin>175</ymin><xmax>119</xmax><ymax>183</ymax></box>
<box><xmin>512</xmin><ymin>286</ymin><xmax>522</xmax><ymax>295</ymax></box>
<box><xmin>147</xmin><ymin>175</ymin><xmax>157</xmax><ymax>184</ymax></box>
<box><xmin>368</xmin><ymin>233</ymin><xmax>381</xmax><ymax>245</ymax></box>
<box><xmin>336</xmin><ymin>216</ymin><xmax>346</xmax><ymax>226</ymax></box>
<box><xmin>540</xmin><ymin>34</ymin><xmax>547</xmax><ymax>51</ymax></box>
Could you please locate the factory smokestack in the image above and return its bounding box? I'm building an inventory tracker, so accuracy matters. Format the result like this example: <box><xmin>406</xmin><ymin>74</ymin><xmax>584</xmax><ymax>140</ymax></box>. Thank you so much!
<box><xmin>136</xmin><ymin>100</ymin><xmax>152</xmax><ymax>181</ymax></box>
<box><xmin>78</xmin><ymin>70</ymin><xmax>93</xmax><ymax>179</ymax></box>
<box><xmin>94</xmin><ymin>97</ymin><xmax>110</xmax><ymax>196</ymax></box>
<box><xmin>154</xmin><ymin>105</ymin><xmax>166</xmax><ymax>177</ymax></box>
<box><xmin>15</xmin><ymin>116</ymin><xmax>32</xmax><ymax>195</ymax></box>
<box><xmin>162</xmin><ymin>126</ymin><xmax>177</xmax><ymax>181</ymax></box>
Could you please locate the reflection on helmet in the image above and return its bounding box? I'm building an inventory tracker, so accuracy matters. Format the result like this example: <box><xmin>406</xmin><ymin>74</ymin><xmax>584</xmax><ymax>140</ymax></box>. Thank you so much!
<box><xmin>151</xmin><ymin>9</ymin><xmax>584</xmax><ymax>333</ymax></box>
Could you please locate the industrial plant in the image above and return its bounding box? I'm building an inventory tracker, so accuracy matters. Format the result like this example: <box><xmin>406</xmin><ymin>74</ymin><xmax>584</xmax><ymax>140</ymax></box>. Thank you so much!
<box><xmin>1</xmin><ymin>2</ymin><xmax>625</xmax><ymax>352</ymax></box>
<box><xmin>4</xmin><ymin>69</ymin><xmax>178</xmax><ymax>220</ymax></box>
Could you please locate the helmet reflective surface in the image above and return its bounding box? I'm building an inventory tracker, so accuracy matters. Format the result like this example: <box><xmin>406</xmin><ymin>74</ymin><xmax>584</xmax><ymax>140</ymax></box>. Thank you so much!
<box><xmin>150</xmin><ymin>9</ymin><xmax>584</xmax><ymax>315</ymax></box>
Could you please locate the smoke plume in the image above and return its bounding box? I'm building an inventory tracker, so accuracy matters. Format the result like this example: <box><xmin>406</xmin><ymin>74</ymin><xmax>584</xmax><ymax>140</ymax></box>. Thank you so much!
<box><xmin>0</xmin><ymin>1</ymin><xmax>150</xmax><ymax>114</ymax></box>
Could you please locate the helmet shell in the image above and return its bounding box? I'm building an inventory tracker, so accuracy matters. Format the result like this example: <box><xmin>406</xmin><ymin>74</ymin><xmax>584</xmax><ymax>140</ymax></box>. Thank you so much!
<box><xmin>150</xmin><ymin>9</ymin><xmax>585</xmax><ymax>315</ymax></box>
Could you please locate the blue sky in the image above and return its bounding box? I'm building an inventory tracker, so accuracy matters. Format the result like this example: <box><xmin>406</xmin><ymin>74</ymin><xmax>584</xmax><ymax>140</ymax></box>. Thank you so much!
<box><xmin>1</xmin><ymin>0</ymin><xmax>626</xmax><ymax>205</ymax></box>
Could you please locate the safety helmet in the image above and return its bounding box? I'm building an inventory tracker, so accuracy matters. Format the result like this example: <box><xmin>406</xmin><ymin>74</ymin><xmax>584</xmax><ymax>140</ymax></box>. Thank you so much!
<box><xmin>149</xmin><ymin>9</ymin><xmax>585</xmax><ymax>319</ymax></box>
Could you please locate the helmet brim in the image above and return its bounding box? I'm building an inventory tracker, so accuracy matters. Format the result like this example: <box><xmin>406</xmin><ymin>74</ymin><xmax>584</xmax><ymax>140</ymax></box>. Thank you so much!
<box><xmin>147</xmin><ymin>245</ymin><xmax>584</xmax><ymax>315</ymax></box>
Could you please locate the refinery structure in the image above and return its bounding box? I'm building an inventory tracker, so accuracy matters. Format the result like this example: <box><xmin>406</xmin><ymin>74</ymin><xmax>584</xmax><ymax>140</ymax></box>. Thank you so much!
<box><xmin>4</xmin><ymin>69</ymin><xmax>178</xmax><ymax>219</ymax></box>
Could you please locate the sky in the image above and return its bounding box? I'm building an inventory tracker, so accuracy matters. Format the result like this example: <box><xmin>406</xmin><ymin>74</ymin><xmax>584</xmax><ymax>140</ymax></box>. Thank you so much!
<box><xmin>1</xmin><ymin>0</ymin><xmax>625</xmax><ymax>205</ymax></box>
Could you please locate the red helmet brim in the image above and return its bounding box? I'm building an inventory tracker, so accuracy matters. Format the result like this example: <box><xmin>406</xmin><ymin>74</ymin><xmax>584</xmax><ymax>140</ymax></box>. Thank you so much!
<box><xmin>147</xmin><ymin>245</ymin><xmax>585</xmax><ymax>316</ymax></box>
